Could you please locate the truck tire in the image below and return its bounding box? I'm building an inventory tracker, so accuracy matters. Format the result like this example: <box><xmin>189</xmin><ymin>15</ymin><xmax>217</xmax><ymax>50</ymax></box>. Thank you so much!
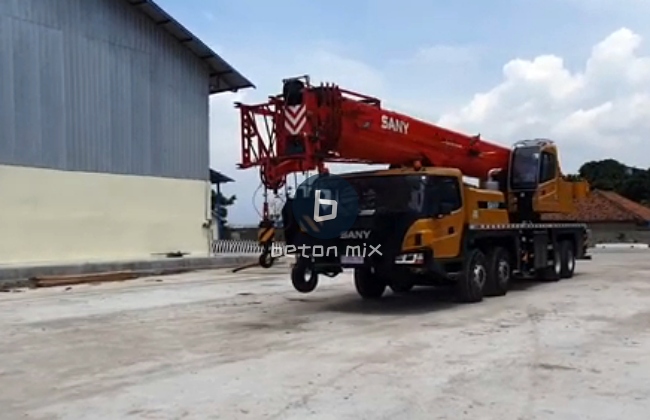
<box><xmin>537</xmin><ymin>247</ymin><xmax>561</xmax><ymax>282</ymax></box>
<box><xmin>354</xmin><ymin>267</ymin><xmax>386</xmax><ymax>299</ymax></box>
<box><xmin>291</xmin><ymin>257</ymin><xmax>318</xmax><ymax>293</ymax></box>
<box><xmin>484</xmin><ymin>247</ymin><xmax>511</xmax><ymax>297</ymax></box>
<box><xmin>456</xmin><ymin>249</ymin><xmax>487</xmax><ymax>303</ymax></box>
<box><xmin>559</xmin><ymin>240</ymin><xmax>576</xmax><ymax>279</ymax></box>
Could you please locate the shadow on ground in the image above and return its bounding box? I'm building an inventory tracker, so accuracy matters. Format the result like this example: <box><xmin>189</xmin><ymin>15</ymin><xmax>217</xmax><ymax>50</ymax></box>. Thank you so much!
<box><xmin>320</xmin><ymin>287</ymin><xmax>457</xmax><ymax>315</ymax></box>
<box><xmin>311</xmin><ymin>274</ymin><xmax>582</xmax><ymax>316</ymax></box>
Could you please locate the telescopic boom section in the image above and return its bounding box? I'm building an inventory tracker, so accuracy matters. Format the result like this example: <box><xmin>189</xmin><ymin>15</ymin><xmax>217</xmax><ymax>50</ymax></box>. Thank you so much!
<box><xmin>236</xmin><ymin>77</ymin><xmax>512</xmax><ymax>191</ymax></box>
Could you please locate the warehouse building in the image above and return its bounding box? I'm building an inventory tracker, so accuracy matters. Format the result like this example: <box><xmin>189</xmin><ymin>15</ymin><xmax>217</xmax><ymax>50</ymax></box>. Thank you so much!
<box><xmin>0</xmin><ymin>0</ymin><xmax>253</xmax><ymax>265</ymax></box>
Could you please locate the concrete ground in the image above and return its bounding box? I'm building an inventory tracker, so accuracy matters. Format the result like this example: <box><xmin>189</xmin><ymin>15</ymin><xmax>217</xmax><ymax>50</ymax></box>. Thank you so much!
<box><xmin>1</xmin><ymin>250</ymin><xmax>650</xmax><ymax>420</ymax></box>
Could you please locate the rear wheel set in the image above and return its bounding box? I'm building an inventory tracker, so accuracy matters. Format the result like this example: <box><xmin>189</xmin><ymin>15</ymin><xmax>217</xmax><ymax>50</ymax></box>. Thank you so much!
<box><xmin>484</xmin><ymin>247</ymin><xmax>511</xmax><ymax>297</ymax></box>
<box><xmin>537</xmin><ymin>240</ymin><xmax>575</xmax><ymax>281</ymax></box>
<box><xmin>456</xmin><ymin>246</ymin><xmax>512</xmax><ymax>303</ymax></box>
<box><xmin>559</xmin><ymin>240</ymin><xmax>576</xmax><ymax>279</ymax></box>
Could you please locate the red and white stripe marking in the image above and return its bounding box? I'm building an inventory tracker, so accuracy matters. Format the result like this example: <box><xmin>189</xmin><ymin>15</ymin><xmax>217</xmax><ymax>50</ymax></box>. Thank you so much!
<box><xmin>284</xmin><ymin>105</ymin><xmax>306</xmax><ymax>135</ymax></box>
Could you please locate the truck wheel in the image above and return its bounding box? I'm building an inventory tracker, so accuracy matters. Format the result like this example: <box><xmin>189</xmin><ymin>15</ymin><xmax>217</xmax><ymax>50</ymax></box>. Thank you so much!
<box><xmin>485</xmin><ymin>247</ymin><xmax>511</xmax><ymax>297</ymax></box>
<box><xmin>537</xmin><ymin>247</ymin><xmax>561</xmax><ymax>282</ymax></box>
<box><xmin>559</xmin><ymin>240</ymin><xmax>575</xmax><ymax>279</ymax></box>
<box><xmin>456</xmin><ymin>249</ymin><xmax>487</xmax><ymax>303</ymax></box>
<box><xmin>291</xmin><ymin>257</ymin><xmax>318</xmax><ymax>293</ymax></box>
<box><xmin>354</xmin><ymin>267</ymin><xmax>386</xmax><ymax>299</ymax></box>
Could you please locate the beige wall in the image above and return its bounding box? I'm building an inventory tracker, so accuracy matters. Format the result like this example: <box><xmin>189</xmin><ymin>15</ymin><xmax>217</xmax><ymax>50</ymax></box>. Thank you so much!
<box><xmin>0</xmin><ymin>164</ymin><xmax>213</xmax><ymax>265</ymax></box>
<box><xmin>588</xmin><ymin>222</ymin><xmax>650</xmax><ymax>245</ymax></box>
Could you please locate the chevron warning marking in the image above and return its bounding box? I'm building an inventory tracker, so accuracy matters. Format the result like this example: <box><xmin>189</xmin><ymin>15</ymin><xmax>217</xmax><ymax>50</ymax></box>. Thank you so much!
<box><xmin>258</xmin><ymin>226</ymin><xmax>275</xmax><ymax>244</ymax></box>
<box><xmin>284</xmin><ymin>105</ymin><xmax>306</xmax><ymax>135</ymax></box>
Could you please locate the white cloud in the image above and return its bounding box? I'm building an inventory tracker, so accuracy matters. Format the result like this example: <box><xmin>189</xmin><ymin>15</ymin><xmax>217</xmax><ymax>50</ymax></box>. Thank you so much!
<box><xmin>304</xmin><ymin>51</ymin><xmax>386</xmax><ymax>95</ymax></box>
<box><xmin>215</xmin><ymin>28</ymin><xmax>650</xmax><ymax>225</ymax></box>
<box><xmin>438</xmin><ymin>27</ymin><xmax>650</xmax><ymax>173</ymax></box>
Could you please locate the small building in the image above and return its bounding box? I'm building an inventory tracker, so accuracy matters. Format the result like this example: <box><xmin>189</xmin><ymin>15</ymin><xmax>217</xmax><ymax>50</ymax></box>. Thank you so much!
<box><xmin>0</xmin><ymin>0</ymin><xmax>254</xmax><ymax>265</ymax></box>
<box><xmin>542</xmin><ymin>190</ymin><xmax>650</xmax><ymax>244</ymax></box>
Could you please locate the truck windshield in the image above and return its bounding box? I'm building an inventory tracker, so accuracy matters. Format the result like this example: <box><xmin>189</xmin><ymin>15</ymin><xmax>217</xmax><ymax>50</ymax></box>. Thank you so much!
<box><xmin>510</xmin><ymin>146</ymin><xmax>540</xmax><ymax>189</ymax></box>
<box><xmin>345</xmin><ymin>175</ymin><xmax>428</xmax><ymax>214</ymax></box>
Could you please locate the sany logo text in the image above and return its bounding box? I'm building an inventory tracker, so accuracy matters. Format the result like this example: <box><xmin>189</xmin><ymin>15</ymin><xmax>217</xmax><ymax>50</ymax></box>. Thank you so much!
<box><xmin>381</xmin><ymin>115</ymin><xmax>409</xmax><ymax>134</ymax></box>
<box><xmin>340</xmin><ymin>230</ymin><xmax>371</xmax><ymax>240</ymax></box>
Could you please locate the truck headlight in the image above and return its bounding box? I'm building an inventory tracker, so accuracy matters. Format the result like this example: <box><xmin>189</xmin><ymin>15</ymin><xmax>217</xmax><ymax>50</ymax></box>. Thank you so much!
<box><xmin>395</xmin><ymin>253</ymin><xmax>424</xmax><ymax>264</ymax></box>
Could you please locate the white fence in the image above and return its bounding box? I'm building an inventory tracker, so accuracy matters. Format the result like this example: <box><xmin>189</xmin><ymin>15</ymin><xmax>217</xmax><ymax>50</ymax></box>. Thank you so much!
<box><xmin>211</xmin><ymin>239</ymin><xmax>286</xmax><ymax>255</ymax></box>
<box><xmin>594</xmin><ymin>243</ymin><xmax>649</xmax><ymax>249</ymax></box>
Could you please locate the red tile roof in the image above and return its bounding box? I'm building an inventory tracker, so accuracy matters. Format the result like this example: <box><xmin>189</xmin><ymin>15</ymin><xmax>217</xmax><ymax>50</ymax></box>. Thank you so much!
<box><xmin>542</xmin><ymin>190</ymin><xmax>650</xmax><ymax>223</ymax></box>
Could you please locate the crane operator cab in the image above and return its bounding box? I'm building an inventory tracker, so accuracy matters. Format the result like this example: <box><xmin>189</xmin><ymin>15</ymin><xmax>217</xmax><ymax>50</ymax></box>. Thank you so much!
<box><xmin>507</xmin><ymin>139</ymin><xmax>587</xmax><ymax>222</ymax></box>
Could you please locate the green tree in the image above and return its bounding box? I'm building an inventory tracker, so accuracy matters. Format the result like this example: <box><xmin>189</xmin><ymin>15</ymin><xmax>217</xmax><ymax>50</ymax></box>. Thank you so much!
<box><xmin>563</xmin><ymin>174</ymin><xmax>583</xmax><ymax>182</ymax></box>
<box><xmin>578</xmin><ymin>159</ymin><xmax>630</xmax><ymax>191</ymax></box>
<box><xmin>576</xmin><ymin>159</ymin><xmax>650</xmax><ymax>204</ymax></box>
<box><xmin>620</xmin><ymin>170</ymin><xmax>650</xmax><ymax>205</ymax></box>
<box><xmin>211</xmin><ymin>189</ymin><xmax>236</xmax><ymax>226</ymax></box>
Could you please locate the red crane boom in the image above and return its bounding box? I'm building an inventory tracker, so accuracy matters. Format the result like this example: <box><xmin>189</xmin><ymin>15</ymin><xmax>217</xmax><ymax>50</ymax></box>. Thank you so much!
<box><xmin>236</xmin><ymin>76</ymin><xmax>512</xmax><ymax>191</ymax></box>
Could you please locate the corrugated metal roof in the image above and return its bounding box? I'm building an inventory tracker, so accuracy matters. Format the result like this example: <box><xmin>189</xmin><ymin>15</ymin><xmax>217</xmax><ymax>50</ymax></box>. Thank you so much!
<box><xmin>123</xmin><ymin>0</ymin><xmax>255</xmax><ymax>94</ymax></box>
<box><xmin>210</xmin><ymin>169</ymin><xmax>234</xmax><ymax>184</ymax></box>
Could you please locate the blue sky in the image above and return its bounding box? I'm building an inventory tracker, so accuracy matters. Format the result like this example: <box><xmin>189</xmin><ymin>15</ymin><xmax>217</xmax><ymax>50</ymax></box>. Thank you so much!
<box><xmin>157</xmin><ymin>0</ymin><xmax>650</xmax><ymax>225</ymax></box>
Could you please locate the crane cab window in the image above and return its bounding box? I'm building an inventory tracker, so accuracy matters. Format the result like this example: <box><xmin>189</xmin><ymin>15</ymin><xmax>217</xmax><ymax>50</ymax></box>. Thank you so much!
<box><xmin>432</xmin><ymin>176</ymin><xmax>462</xmax><ymax>211</ymax></box>
<box><xmin>510</xmin><ymin>146</ymin><xmax>540</xmax><ymax>190</ymax></box>
<box><xmin>538</xmin><ymin>151</ymin><xmax>557</xmax><ymax>183</ymax></box>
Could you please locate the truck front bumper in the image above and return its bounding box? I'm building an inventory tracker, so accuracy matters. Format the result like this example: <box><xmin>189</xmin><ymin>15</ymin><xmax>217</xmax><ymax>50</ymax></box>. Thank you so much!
<box><xmin>339</xmin><ymin>248</ymin><xmax>436</xmax><ymax>271</ymax></box>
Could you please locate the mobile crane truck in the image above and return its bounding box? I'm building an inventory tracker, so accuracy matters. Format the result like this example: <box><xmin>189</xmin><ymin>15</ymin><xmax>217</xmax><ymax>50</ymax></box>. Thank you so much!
<box><xmin>235</xmin><ymin>76</ymin><xmax>591</xmax><ymax>302</ymax></box>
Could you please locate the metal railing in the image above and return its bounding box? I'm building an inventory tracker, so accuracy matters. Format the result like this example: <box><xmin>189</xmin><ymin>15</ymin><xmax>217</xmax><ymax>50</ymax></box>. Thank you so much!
<box><xmin>211</xmin><ymin>239</ymin><xmax>286</xmax><ymax>255</ymax></box>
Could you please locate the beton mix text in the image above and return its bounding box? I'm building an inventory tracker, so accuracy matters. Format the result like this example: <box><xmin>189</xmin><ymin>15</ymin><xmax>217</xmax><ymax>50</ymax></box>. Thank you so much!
<box><xmin>271</xmin><ymin>243</ymin><xmax>382</xmax><ymax>258</ymax></box>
